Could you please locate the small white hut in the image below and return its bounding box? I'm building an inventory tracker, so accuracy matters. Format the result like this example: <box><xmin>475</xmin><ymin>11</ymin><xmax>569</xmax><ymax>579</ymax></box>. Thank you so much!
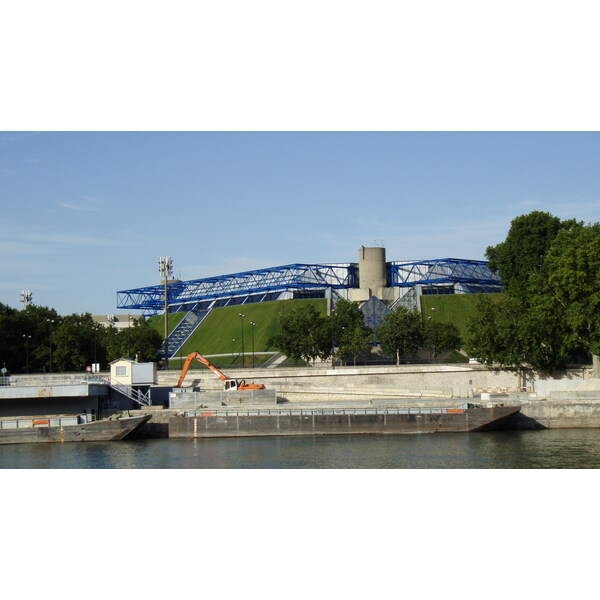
<box><xmin>109</xmin><ymin>358</ymin><xmax>157</xmax><ymax>386</ymax></box>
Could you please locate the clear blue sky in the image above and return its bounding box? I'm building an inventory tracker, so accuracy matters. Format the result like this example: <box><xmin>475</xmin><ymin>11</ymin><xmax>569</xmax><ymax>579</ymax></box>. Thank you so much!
<box><xmin>2</xmin><ymin>131</ymin><xmax>600</xmax><ymax>315</ymax></box>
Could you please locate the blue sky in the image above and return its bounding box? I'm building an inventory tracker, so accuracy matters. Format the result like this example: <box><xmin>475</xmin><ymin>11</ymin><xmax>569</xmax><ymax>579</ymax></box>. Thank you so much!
<box><xmin>1</xmin><ymin>131</ymin><xmax>600</xmax><ymax>315</ymax></box>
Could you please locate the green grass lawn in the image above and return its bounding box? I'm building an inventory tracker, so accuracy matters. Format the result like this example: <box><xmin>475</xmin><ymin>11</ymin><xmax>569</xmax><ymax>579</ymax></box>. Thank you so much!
<box><xmin>170</xmin><ymin>353</ymin><xmax>276</xmax><ymax>371</ymax></box>
<box><xmin>420</xmin><ymin>293</ymin><xmax>502</xmax><ymax>344</ymax></box>
<box><xmin>148</xmin><ymin>311</ymin><xmax>186</xmax><ymax>336</ymax></box>
<box><xmin>149</xmin><ymin>298</ymin><xmax>327</xmax><ymax>361</ymax></box>
<box><xmin>180</xmin><ymin>298</ymin><xmax>327</xmax><ymax>356</ymax></box>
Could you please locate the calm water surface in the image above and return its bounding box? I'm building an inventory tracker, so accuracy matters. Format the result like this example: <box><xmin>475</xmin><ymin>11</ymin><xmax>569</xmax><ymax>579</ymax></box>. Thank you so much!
<box><xmin>2</xmin><ymin>429</ymin><xmax>600</xmax><ymax>468</ymax></box>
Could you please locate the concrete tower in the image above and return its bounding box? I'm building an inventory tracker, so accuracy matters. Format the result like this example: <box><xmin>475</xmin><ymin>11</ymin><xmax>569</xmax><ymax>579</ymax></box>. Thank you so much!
<box><xmin>349</xmin><ymin>246</ymin><xmax>395</xmax><ymax>302</ymax></box>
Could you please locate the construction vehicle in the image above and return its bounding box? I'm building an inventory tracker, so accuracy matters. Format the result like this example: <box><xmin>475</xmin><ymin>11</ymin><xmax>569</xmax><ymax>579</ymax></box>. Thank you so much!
<box><xmin>176</xmin><ymin>352</ymin><xmax>266</xmax><ymax>391</ymax></box>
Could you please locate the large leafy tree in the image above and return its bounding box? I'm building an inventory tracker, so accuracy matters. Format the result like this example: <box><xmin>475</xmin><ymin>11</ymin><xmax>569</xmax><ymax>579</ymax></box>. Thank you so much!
<box><xmin>485</xmin><ymin>211</ymin><xmax>570</xmax><ymax>298</ymax></box>
<box><xmin>535</xmin><ymin>222</ymin><xmax>600</xmax><ymax>370</ymax></box>
<box><xmin>331</xmin><ymin>299</ymin><xmax>373</xmax><ymax>365</ymax></box>
<box><xmin>470</xmin><ymin>212</ymin><xmax>600</xmax><ymax>374</ymax></box>
<box><xmin>0</xmin><ymin>303</ymin><xmax>19</xmax><ymax>374</ymax></box>
<box><xmin>467</xmin><ymin>294</ymin><xmax>571</xmax><ymax>372</ymax></box>
<box><xmin>423</xmin><ymin>320</ymin><xmax>461</xmax><ymax>359</ymax></box>
<box><xmin>271</xmin><ymin>304</ymin><xmax>331</xmax><ymax>365</ymax></box>
<box><xmin>0</xmin><ymin>303</ymin><xmax>163</xmax><ymax>373</ymax></box>
<box><xmin>52</xmin><ymin>313</ymin><xmax>106</xmax><ymax>372</ymax></box>
<box><xmin>376</xmin><ymin>306</ymin><xmax>423</xmax><ymax>364</ymax></box>
<box><xmin>0</xmin><ymin>304</ymin><xmax>61</xmax><ymax>373</ymax></box>
<box><xmin>106</xmin><ymin>318</ymin><xmax>163</xmax><ymax>363</ymax></box>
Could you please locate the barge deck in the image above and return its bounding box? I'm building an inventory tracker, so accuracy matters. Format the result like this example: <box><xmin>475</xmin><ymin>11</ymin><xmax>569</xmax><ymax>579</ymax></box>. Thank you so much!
<box><xmin>169</xmin><ymin>403</ymin><xmax>521</xmax><ymax>438</ymax></box>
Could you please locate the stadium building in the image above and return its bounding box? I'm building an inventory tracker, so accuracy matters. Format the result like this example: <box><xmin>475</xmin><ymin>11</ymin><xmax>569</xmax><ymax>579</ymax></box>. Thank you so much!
<box><xmin>116</xmin><ymin>247</ymin><xmax>501</xmax><ymax>358</ymax></box>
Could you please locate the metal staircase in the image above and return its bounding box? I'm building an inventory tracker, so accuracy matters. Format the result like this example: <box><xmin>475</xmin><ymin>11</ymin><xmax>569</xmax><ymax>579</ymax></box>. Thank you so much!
<box><xmin>87</xmin><ymin>377</ymin><xmax>152</xmax><ymax>407</ymax></box>
<box><xmin>160</xmin><ymin>308</ymin><xmax>213</xmax><ymax>359</ymax></box>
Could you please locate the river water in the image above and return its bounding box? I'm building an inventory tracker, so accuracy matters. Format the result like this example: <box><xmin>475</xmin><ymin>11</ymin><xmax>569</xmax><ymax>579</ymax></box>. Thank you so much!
<box><xmin>2</xmin><ymin>429</ymin><xmax>600</xmax><ymax>468</ymax></box>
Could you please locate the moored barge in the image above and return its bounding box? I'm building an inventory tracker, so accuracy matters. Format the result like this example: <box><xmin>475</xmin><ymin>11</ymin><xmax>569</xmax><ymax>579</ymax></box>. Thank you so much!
<box><xmin>169</xmin><ymin>403</ymin><xmax>521</xmax><ymax>438</ymax></box>
<box><xmin>0</xmin><ymin>413</ymin><xmax>152</xmax><ymax>444</ymax></box>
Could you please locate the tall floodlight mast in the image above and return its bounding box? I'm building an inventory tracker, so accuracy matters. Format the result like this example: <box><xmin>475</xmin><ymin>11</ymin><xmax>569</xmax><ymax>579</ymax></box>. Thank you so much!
<box><xmin>20</xmin><ymin>290</ymin><xmax>32</xmax><ymax>308</ymax></box>
<box><xmin>159</xmin><ymin>256</ymin><xmax>173</xmax><ymax>369</ymax></box>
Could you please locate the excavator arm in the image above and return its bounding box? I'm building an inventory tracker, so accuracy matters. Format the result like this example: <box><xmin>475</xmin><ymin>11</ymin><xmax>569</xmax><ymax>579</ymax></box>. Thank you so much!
<box><xmin>176</xmin><ymin>352</ymin><xmax>230</xmax><ymax>387</ymax></box>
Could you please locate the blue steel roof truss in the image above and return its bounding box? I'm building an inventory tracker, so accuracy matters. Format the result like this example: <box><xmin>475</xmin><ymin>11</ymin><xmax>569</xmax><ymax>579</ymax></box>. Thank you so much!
<box><xmin>388</xmin><ymin>259</ymin><xmax>501</xmax><ymax>288</ymax></box>
<box><xmin>117</xmin><ymin>263</ymin><xmax>357</xmax><ymax>311</ymax></box>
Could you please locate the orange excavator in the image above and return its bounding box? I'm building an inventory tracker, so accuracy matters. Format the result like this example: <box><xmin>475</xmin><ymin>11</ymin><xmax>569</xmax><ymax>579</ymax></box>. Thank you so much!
<box><xmin>176</xmin><ymin>352</ymin><xmax>266</xmax><ymax>391</ymax></box>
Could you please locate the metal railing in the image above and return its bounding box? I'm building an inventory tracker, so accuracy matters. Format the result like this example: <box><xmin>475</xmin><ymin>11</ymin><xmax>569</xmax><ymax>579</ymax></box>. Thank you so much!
<box><xmin>0</xmin><ymin>414</ymin><xmax>94</xmax><ymax>430</ymax></box>
<box><xmin>185</xmin><ymin>404</ymin><xmax>471</xmax><ymax>418</ymax></box>
<box><xmin>1</xmin><ymin>375</ymin><xmax>100</xmax><ymax>387</ymax></box>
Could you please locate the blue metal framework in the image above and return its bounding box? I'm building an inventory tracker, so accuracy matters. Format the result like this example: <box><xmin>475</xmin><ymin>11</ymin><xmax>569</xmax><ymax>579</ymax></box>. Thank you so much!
<box><xmin>388</xmin><ymin>258</ymin><xmax>501</xmax><ymax>288</ymax></box>
<box><xmin>117</xmin><ymin>263</ymin><xmax>357</xmax><ymax>313</ymax></box>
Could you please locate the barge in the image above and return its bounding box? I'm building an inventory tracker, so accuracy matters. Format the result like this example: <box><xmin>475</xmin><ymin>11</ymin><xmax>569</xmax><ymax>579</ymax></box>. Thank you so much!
<box><xmin>169</xmin><ymin>403</ymin><xmax>521</xmax><ymax>438</ymax></box>
<box><xmin>0</xmin><ymin>413</ymin><xmax>152</xmax><ymax>444</ymax></box>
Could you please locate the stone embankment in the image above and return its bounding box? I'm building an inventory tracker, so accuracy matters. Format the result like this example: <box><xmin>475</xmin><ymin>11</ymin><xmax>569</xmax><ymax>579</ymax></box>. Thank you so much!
<box><xmin>508</xmin><ymin>390</ymin><xmax>600</xmax><ymax>429</ymax></box>
<box><xmin>159</xmin><ymin>363</ymin><xmax>529</xmax><ymax>402</ymax></box>
<box><xmin>158</xmin><ymin>363</ymin><xmax>600</xmax><ymax>430</ymax></box>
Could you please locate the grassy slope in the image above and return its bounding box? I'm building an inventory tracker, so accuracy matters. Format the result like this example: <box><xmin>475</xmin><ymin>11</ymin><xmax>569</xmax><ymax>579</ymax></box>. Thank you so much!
<box><xmin>420</xmin><ymin>293</ymin><xmax>503</xmax><ymax>344</ymax></box>
<box><xmin>147</xmin><ymin>299</ymin><xmax>327</xmax><ymax>363</ymax></box>
<box><xmin>180</xmin><ymin>299</ymin><xmax>327</xmax><ymax>356</ymax></box>
<box><xmin>147</xmin><ymin>311</ymin><xmax>186</xmax><ymax>336</ymax></box>
<box><xmin>149</xmin><ymin>294</ymin><xmax>500</xmax><ymax>363</ymax></box>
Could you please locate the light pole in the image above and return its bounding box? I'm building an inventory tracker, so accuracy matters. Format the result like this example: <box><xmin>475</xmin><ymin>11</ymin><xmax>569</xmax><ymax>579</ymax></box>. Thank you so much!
<box><xmin>22</xmin><ymin>334</ymin><xmax>31</xmax><ymax>374</ymax></box>
<box><xmin>91</xmin><ymin>322</ymin><xmax>100</xmax><ymax>369</ymax></box>
<box><xmin>231</xmin><ymin>338</ymin><xmax>236</xmax><ymax>366</ymax></box>
<box><xmin>46</xmin><ymin>318</ymin><xmax>55</xmax><ymax>373</ymax></box>
<box><xmin>159</xmin><ymin>256</ymin><xmax>173</xmax><ymax>370</ymax></box>
<box><xmin>330</xmin><ymin>310</ymin><xmax>336</xmax><ymax>370</ymax></box>
<box><xmin>239</xmin><ymin>313</ymin><xmax>245</xmax><ymax>368</ymax></box>
<box><xmin>20</xmin><ymin>289</ymin><xmax>32</xmax><ymax>308</ymax></box>
<box><xmin>250</xmin><ymin>321</ymin><xmax>256</xmax><ymax>368</ymax></box>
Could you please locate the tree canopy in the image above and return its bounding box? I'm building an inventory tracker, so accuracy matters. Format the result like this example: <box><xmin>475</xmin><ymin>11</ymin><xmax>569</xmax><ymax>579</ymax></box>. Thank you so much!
<box><xmin>469</xmin><ymin>212</ymin><xmax>600</xmax><ymax>373</ymax></box>
<box><xmin>376</xmin><ymin>306</ymin><xmax>423</xmax><ymax>364</ymax></box>
<box><xmin>271</xmin><ymin>299</ymin><xmax>374</xmax><ymax>366</ymax></box>
<box><xmin>271</xmin><ymin>303</ymin><xmax>331</xmax><ymax>365</ymax></box>
<box><xmin>0</xmin><ymin>304</ymin><xmax>162</xmax><ymax>374</ymax></box>
<box><xmin>331</xmin><ymin>299</ymin><xmax>373</xmax><ymax>365</ymax></box>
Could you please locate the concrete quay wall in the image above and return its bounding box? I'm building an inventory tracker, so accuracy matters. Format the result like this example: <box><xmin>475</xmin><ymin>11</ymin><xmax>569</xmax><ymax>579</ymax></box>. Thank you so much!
<box><xmin>508</xmin><ymin>398</ymin><xmax>600</xmax><ymax>429</ymax></box>
<box><xmin>170</xmin><ymin>389</ymin><xmax>278</xmax><ymax>409</ymax></box>
<box><xmin>157</xmin><ymin>364</ymin><xmax>527</xmax><ymax>401</ymax></box>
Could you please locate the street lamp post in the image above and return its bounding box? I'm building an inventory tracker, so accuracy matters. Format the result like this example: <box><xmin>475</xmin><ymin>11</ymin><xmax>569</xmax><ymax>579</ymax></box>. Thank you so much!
<box><xmin>250</xmin><ymin>321</ymin><xmax>256</xmax><ymax>368</ymax></box>
<box><xmin>159</xmin><ymin>256</ymin><xmax>173</xmax><ymax>370</ymax></box>
<box><xmin>46</xmin><ymin>318</ymin><xmax>55</xmax><ymax>373</ymax></box>
<box><xmin>93</xmin><ymin>325</ymin><xmax>98</xmax><ymax>365</ymax></box>
<box><xmin>231</xmin><ymin>338</ymin><xmax>236</xmax><ymax>366</ymax></box>
<box><xmin>330</xmin><ymin>310</ymin><xmax>336</xmax><ymax>370</ymax></box>
<box><xmin>22</xmin><ymin>334</ymin><xmax>31</xmax><ymax>374</ymax></box>
<box><xmin>239</xmin><ymin>313</ymin><xmax>245</xmax><ymax>368</ymax></box>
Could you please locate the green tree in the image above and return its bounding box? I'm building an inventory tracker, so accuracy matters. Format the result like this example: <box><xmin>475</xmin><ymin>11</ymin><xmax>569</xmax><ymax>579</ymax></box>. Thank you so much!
<box><xmin>23</xmin><ymin>305</ymin><xmax>61</xmax><ymax>373</ymax></box>
<box><xmin>423</xmin><ymin>320</ymin><xmax>461</xmax><ymax>359</ymax></box>
<box><xmin>337</xmin><ymin>325</ymin><xmax>374</xmax><ymax>366</ymax></box>
<box><xmin>534</xmin><ymin>222</ymin><xmax>600</xmax><ymax>371</ymax></box>
<box><xmin>0</xmin><ymin>303</ymin><xmax>19</xmax><ymax>374</ymax></box>
<box><xmin>470</xmin><ymin>213</ymin><xmax>599</xmax><ymax>374</ymax></box>
<box><xmin>271</xmin><ymin>304</ymin><xmax>330</xmax><ymax>365</ymax></box>
<box><xmin>111</xmin><ymin>318</ymin><xmax>163</xmax><ymax>363</ymax></box>
<box><xmin>485</xmin><ymin>211</ymin><xmax>571</xmax><ymax>298</ymax></box>
<box><xmin>376</xmin><ymin>306</ymin><xmax>423</xmax><ymax>365</ymax></box>
<box><xmin>466</xmin><ymin>294</ymin><xmax>571</xmax><ymax>372</ymax></box>
<box><xmin>330</xmin><ymin>299</ymin><xmax>373</xmax><ymax>365</ymax></box>
<box><xmin>52</xmin><ymin>313</ymin><xmax>105</xmax><ymax>372</ymax></box>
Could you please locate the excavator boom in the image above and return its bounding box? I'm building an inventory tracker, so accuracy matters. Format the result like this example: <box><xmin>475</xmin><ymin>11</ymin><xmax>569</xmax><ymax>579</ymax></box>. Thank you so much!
<box><xmin>176</xmin><ymin>352</ymin><xmax>230</xmax><ymax>388</ymax></box>
<box><xmin>176</xmin><ymin>352</ymin><xmax>265</xmax><ymax>390</ymax></box>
